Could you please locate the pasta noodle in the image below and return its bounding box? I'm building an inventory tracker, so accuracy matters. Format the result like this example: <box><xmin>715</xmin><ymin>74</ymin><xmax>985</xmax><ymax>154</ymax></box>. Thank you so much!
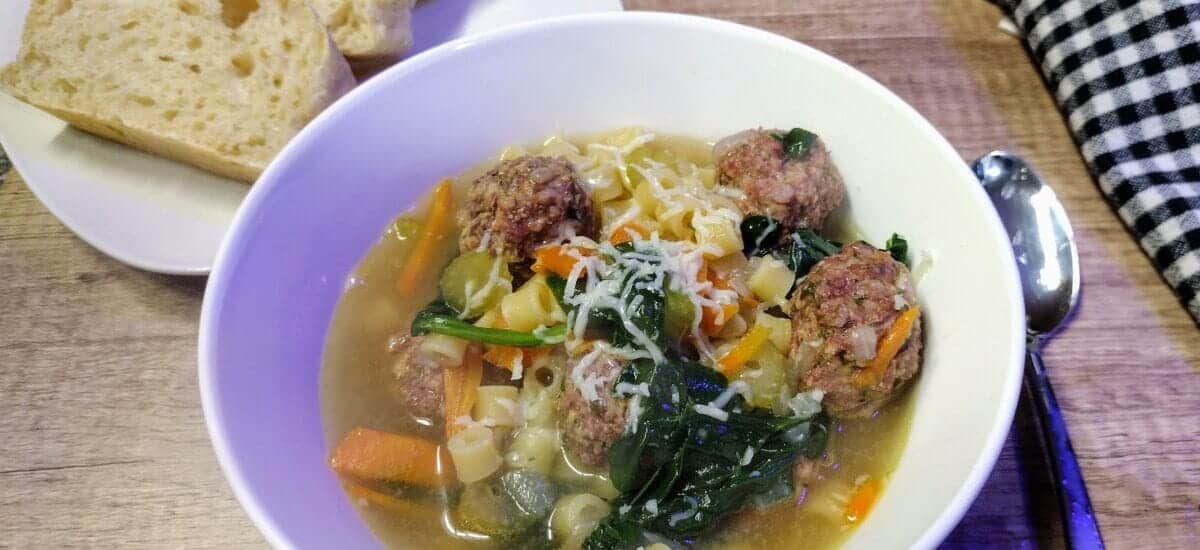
<box><xmin>473</xmin><ymin>308</ymin><xmax>500</xmax><ymax>329</ymax></box>
<box><xmin>540</xmin><ymin>135</ymin><xmax>585</xmax><ymax>163</ymax></box>
<box><xmin>632</xmin><ymin>180</ymin><xmax>660</xmax><ymax>213</ymax></box>
<box><xmin>417</xmin><ymin>333</ymin><xmax>468</xmax><ymax>367</ymax></box>
<box><xmin>748</xmin><ymin>256</ymin><xmax>797</xmax><ymax>307</ymax></box>
<box><xmin>445</xmin><ymin>425</ymin><xmax>502</xmax><ymax>483</ymax></box>
<box><xmin>551</xmin><ymin>493</ymin><xmax>611</xmax><ymax>550</ymax></box>
<box><xmin>501</xmin><ymin>274</ymin><xmax>565</xmax><ymax>332</ymax></box>
<box><xmin>473</xmin><ymin>386</ymin><xmax>521</xmax><ymax>427</ymax></box>
<box><xmin>498</xmin><ymin>144</ymin><xmax>528</xmax><ymax>161</ymax></box>
<box><xmin>754</xmin><ymin>310</ymin><xmax>793</xmax><ymax>352</ymax></box>
<box><xmin>505</xmin><ymin>426</ymin><xmax>561</xmax><ymax>474</ymax></box>
<box><xmin>656</xmin><ymin>206</ymin><xmax>695</xmax><ymax>241</ymax></box>
<box><xmin>586</xmin><ymin>169</ymin><xmax>626</xmax><ymax>204</ymax></box>
<box><xmin>692</xmin><ymin>215</ymin><xmax>744</xmax><ymax>259</ymax></box>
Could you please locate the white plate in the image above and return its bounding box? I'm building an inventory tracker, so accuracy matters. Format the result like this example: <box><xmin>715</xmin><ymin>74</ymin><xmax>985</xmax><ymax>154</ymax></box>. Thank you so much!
<box><xmin>0</xmin><ymin>0</ymin><xmax>623</xmax><ymax>275</ymax></box>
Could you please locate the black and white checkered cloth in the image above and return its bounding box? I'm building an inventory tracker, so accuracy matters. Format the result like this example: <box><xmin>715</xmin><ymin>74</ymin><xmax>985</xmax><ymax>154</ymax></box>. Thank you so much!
<box><xmin>997</xmin><ymin>0</ymin><xmax>1200</xmax><ymax>323</ymax></box>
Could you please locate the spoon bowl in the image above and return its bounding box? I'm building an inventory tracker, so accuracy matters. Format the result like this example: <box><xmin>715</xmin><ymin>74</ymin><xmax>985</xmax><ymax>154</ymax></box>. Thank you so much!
<box><xmin>974</xmin><ymin>151</ymin><xmax>1080</xmax><ymax>334</ymax></box>
<box><xmin>973</xmin><ymin>151</ymin><xmax>1103</xmax><ymax>549</ymax></box>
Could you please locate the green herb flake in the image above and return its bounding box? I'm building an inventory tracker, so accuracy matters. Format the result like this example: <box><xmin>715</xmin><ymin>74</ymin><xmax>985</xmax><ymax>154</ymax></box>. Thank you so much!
<box><xmin>885</xmin><ymin>233</ymin><xmax>909</xmax><ymax>265</ymax></box>
<box><xmin>740</xmin><ymin>215</ymin><xmax>783</xmax><ymax>256</ymax></box>
<box><xmin>771</xmin><ymin>128</ymin><xmax>819</xmax><ymax>162</ymax></box>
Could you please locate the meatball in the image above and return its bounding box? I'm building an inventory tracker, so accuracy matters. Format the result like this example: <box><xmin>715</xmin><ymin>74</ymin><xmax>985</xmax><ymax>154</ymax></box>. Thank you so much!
<box><xmin>714</xmin><ymin>129</ymin><xmax>846</xmax><ymax>230</ymax></box>
<box><xmin>389</xmin><ymin>335</ymin><xmax>444</xmax><ymax>419</ymax></box>
<box><xmin>788</xmin><ymin>242</ymin><xmax>922</xmax><ymax>417</ymax></box>
<box><xmin>458</xmin><ymin>155</ymin><xmax>599</xmax><ymax>259</ymax></box>
<box><xmin>559</xmin><ymin>350</ymin><xmax>628</xmax><ymax>467</ymax></box>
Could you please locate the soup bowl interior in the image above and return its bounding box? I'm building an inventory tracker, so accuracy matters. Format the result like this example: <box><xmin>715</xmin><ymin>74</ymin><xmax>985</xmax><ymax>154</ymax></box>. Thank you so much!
<box><xmin>199</xmin><ymin>12</ymin><xmax>1024</xmax><ymax>550</ymax></box>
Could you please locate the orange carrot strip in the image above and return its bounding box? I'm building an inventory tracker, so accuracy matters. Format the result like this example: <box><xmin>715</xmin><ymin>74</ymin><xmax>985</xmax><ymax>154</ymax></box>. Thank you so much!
<box><xmin>444</xmin><ymin>345</ymin><xmax>484</xmax><ymax>438</ymax></box>
<box><xmin>342</xmin><ymin>480</ymin><xmax>444</xmax><ymax>521</ymax></box>
<box><xmin>608</xmin><ymin>221</ymin><xmax>650</xmax><ymax>245</ymax></box>
<box><xmin>843</xmin><ymin>478</ymin><xmax>882</xmax><ymax>524</ymax></box>
<box><xmin>531</xmin><ymin>244</ymin><xmax>592</xmax><ymax>278</ymax></box>
<box><xmin>854</xmin><ymin>306</ymin><xmax>921</xmax><ymax>386</ymax></box>
<box><xmin>329</xmin><ymin>427</ymin><xmax>449</xmax><ymax>488</ymax></box>
<box><xmin>396</xmin><ymin>179</ymin><xmax>454</xmax><ymax>296</ymax></box>
<box><xmin>717</xmin><ymin>323</ymin><xmax>771</xmax><ymax>376</ymax></box>
<box><xmin>482</xmin><ymin>345</ymin><xmax>522</xmax><ymax>371</ymax></box>
<box><xmin>483</xmin><ymin>344</ymin><xmax>549</xmax><ymax>375</ymax></box>
<box><xmin>701</xmin><ymin>302</ymin><xmax>739</xmax><ymax>337</ymax></box>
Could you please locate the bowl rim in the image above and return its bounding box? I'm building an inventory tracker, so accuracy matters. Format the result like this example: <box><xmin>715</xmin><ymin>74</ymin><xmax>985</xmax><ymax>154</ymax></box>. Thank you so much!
<box><xmin>199</xmin><ymin>10</ymin><xmax>1025</xmax><ymax>550</ymax></box>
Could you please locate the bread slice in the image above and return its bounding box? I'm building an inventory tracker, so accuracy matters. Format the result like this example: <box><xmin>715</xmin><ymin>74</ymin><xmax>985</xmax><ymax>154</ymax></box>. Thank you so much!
<box><xmin>309</xmin><ymin>0</ymin><xmax>415</xmax><ymax>58</ymax></box>
<box><xmin>0</xmin><ymin>0</ymin><xmax>356</xmax><ymax>183</ymax></box>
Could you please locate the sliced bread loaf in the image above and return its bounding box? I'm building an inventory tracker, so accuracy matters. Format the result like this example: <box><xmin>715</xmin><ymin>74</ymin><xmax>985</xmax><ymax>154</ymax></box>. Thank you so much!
<box><xmin>0</xmin><ymin>0</ymin><xmax>356</xmax><ymax>183</ymax></box>
<box><xmin>310</xmin><ymin>0</ymin><xmax>415</xmax><ymax>58</ymax></box>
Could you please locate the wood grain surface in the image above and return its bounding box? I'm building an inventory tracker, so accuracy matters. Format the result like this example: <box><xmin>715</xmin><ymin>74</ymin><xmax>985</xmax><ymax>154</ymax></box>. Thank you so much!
<box><xmin>1</xmin><ymin>1</ymin><xmax>1197</xmax><ymax>548</ymax></box>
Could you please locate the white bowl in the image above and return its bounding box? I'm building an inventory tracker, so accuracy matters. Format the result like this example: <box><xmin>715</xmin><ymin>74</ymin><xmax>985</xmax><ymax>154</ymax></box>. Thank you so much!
<box><xmin>200</xmin><ymin>12</ymin><xmax>1024</xmax><ymax>549</ymax></box>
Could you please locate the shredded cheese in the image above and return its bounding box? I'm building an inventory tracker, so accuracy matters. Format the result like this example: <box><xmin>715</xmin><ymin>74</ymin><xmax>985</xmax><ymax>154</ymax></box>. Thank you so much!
<box><xmin>693</xmin><ymin>404</ymin><xmax>730</xmax><ymax>422</ymax></box>
<box><xmin>615</xmin><ymin>382</ymin><xmax>651</xmax><ymax>397</ymax></box>
<box><xmin>668</xmin><ymin>497</ymin><xmax>700</xmax><ymax>527</ymax></box>
<box><xmin>570</xmin><ymin>347</ymin><xmax>608</xmax><ymax>403</ymax></box>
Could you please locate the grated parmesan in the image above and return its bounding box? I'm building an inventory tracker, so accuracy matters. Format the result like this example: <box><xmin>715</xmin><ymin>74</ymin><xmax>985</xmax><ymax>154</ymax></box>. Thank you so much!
<box><xmin>570</xmin><ymin>347</ymin><xmax>609</xmax><ymax>403</ymax></box>
<box><xmin>615</xmin><ymin>382</ymin><xmax>651</xmax><ymax>397</ymax></box>
<box><xmin>668</xmin><ymin>497</ymin><xmax>699</xmax><ymax>527</ymax></box>
<box><xmin>693</xmin><ymin>403</ymin><xmax>729</xmax><ymax>422</ymax></box>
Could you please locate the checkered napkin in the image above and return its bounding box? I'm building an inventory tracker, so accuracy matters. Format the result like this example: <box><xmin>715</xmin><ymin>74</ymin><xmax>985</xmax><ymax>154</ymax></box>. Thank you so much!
<box><xmin>996</xmin><ymin>0</ymin><xmax>1200</xmax><ymax>323</ymax></box>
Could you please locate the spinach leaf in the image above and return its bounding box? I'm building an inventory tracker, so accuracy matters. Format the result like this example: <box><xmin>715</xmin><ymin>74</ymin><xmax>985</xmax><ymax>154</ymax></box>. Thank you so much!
<box><xmin>589</xmin><ymin>361</ymin><xmax>830</xmax><ymax>548</ymax></box>
<box><xmin>885</xmin><ymin>233</ymin><xmax>909</xmax><ymax>265</ymax></box>
<box><xmin>771</xmin><ymin>128</ymin><xmax>818</xmax><ymax>162</ymax></box>
<box><xmin>411</xmin><ymin>299</ymin><xmax>566</xmax><ymax>346</ymax></box>
<box><xmin>546</xmin><ymin>243</ymin><xmax>668</xmax><ymax>352</ymax></box>
<box><xmin>772</xmin><ymin>229</ymin><xmax>842</xmax><ymax>279</ymax></box>
<box><xmin>545</xmin><ymin>274</ymin><xmax>570</xmax><ymax>310</ymax></box>
<box><xmin>740</xmin><ymin>215</ymin><xmax>783</xmax><ymax>256</ymax></box>
<box><xmin>583</xmin><ymin>518</ymin><xmax>642</xmax><ymax>550</ymax></box>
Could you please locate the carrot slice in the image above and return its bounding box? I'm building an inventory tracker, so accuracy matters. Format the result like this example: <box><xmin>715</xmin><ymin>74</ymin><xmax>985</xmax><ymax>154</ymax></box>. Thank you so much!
<box><xmin>329</xmin><ymin>427</ymin><xmax>451</xmax><ymax>488</ymax></box>
<box><xmin>483</xmin><ymin>344</ymin><xmax>549</xmax><ymax>373</ymax></box>
<box><xmin>608</xmin><ymin>221</ymin><xmax>650</xmax><ymax>245</ymax></box>
<box><xmin>854</xmin><ymin>306</ymin><xmax>921</xmax><ymax>386</ymax></box>
<box><xmin>701</xmin><ymin>302</ymin><xmax>739</xmax><ymax>337</ymax></box>
<box><xmin>444</xmin><ymin>345</ymin><xmax>484</xmax><ymax>437</ymax></box>
<box><xmin>342</xmin><ymin>480</ymin><xmax>443</xmax><ymax>522</ymax></box>
<box><xmin>396</xmin><ymin>179</ymin><xmax>455</xmax><ymax>296</ymax></box>
<box><xmin>717</xmin><ymin>323</ymin><xmax>772</xmax><ymax>376</ymax></box>
<box><xmin>531</xmin><ymin>244</ymin><xmax>592</xmax><ymax>278</ymax></box>
<box><xmin>843</xmin><ymin>478</ymin><xmax>882</xmax><ymax>524</ymax></box>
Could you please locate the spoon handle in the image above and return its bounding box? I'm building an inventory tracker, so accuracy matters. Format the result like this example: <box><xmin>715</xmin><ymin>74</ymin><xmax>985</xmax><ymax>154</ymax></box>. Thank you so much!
<box><xmin>1025</xmin><ymin>345</ymin><xmax>1105</xmax><ymax>549</ymax></box>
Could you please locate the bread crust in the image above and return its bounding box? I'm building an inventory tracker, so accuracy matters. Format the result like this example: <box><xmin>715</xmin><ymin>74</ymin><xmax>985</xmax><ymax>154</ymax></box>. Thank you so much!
<box><xmin>311</xmin><ymin>0</ymin><xmax>416</xmax><ymax>58</ymax></box>
<box><xmin>0</xmin><ymin>0</ymin><xmax>356</xmax><ymax>183</ymax></box>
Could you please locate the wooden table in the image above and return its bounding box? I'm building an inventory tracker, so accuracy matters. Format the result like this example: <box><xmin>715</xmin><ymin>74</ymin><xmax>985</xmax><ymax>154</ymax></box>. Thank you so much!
<box><xmin>2</xmin><ymin>1</ymin><xmax>1197</xmax><ymax>548</ymax></box>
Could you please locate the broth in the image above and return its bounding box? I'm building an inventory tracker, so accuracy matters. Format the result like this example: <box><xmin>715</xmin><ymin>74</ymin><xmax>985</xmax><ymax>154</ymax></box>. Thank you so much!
<box><xmin>321</xmin><ymin>130</ymin><xmax>916</xmax><ymax>549</ymax></box>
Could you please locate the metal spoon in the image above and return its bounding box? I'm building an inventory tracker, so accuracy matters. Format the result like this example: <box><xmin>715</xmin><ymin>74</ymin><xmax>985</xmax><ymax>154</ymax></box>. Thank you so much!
<box><xmin>973</xmin><ymin>151</ymin><xmax>1103</xmax><ymax>549</ymax></box>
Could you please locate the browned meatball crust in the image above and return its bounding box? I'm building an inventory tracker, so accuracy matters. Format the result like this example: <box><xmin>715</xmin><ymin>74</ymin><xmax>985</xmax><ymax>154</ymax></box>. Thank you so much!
<box><xmin>559</xmin><ymin>350</ymin><xmax>628</xmax><ymax>468</ymax></box>
<box><xmin>388</xmin><ymin>335</ymin><xmax>444</xmax><ymax>419</ymax></box>
<box><xmin>714</xmin><ymin>129</ymin><xmax>846</xmax><ymax>231</ymax></box>
<box><xmin>789</xmin><ymin>241</ymin><xmax>922</xmax><ymax>417</ymax></box>
<box><xmin>458</xmin><ymin>155</ymin><xmax>599</xmax><ymax>259</ymax></box>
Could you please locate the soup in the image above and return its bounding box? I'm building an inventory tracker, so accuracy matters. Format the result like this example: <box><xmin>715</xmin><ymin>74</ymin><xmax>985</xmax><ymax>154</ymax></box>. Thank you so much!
<box><xmin>321</xmin><ymin>128</ymin><xmax>921</xmax><ymax>549</ymax></box>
